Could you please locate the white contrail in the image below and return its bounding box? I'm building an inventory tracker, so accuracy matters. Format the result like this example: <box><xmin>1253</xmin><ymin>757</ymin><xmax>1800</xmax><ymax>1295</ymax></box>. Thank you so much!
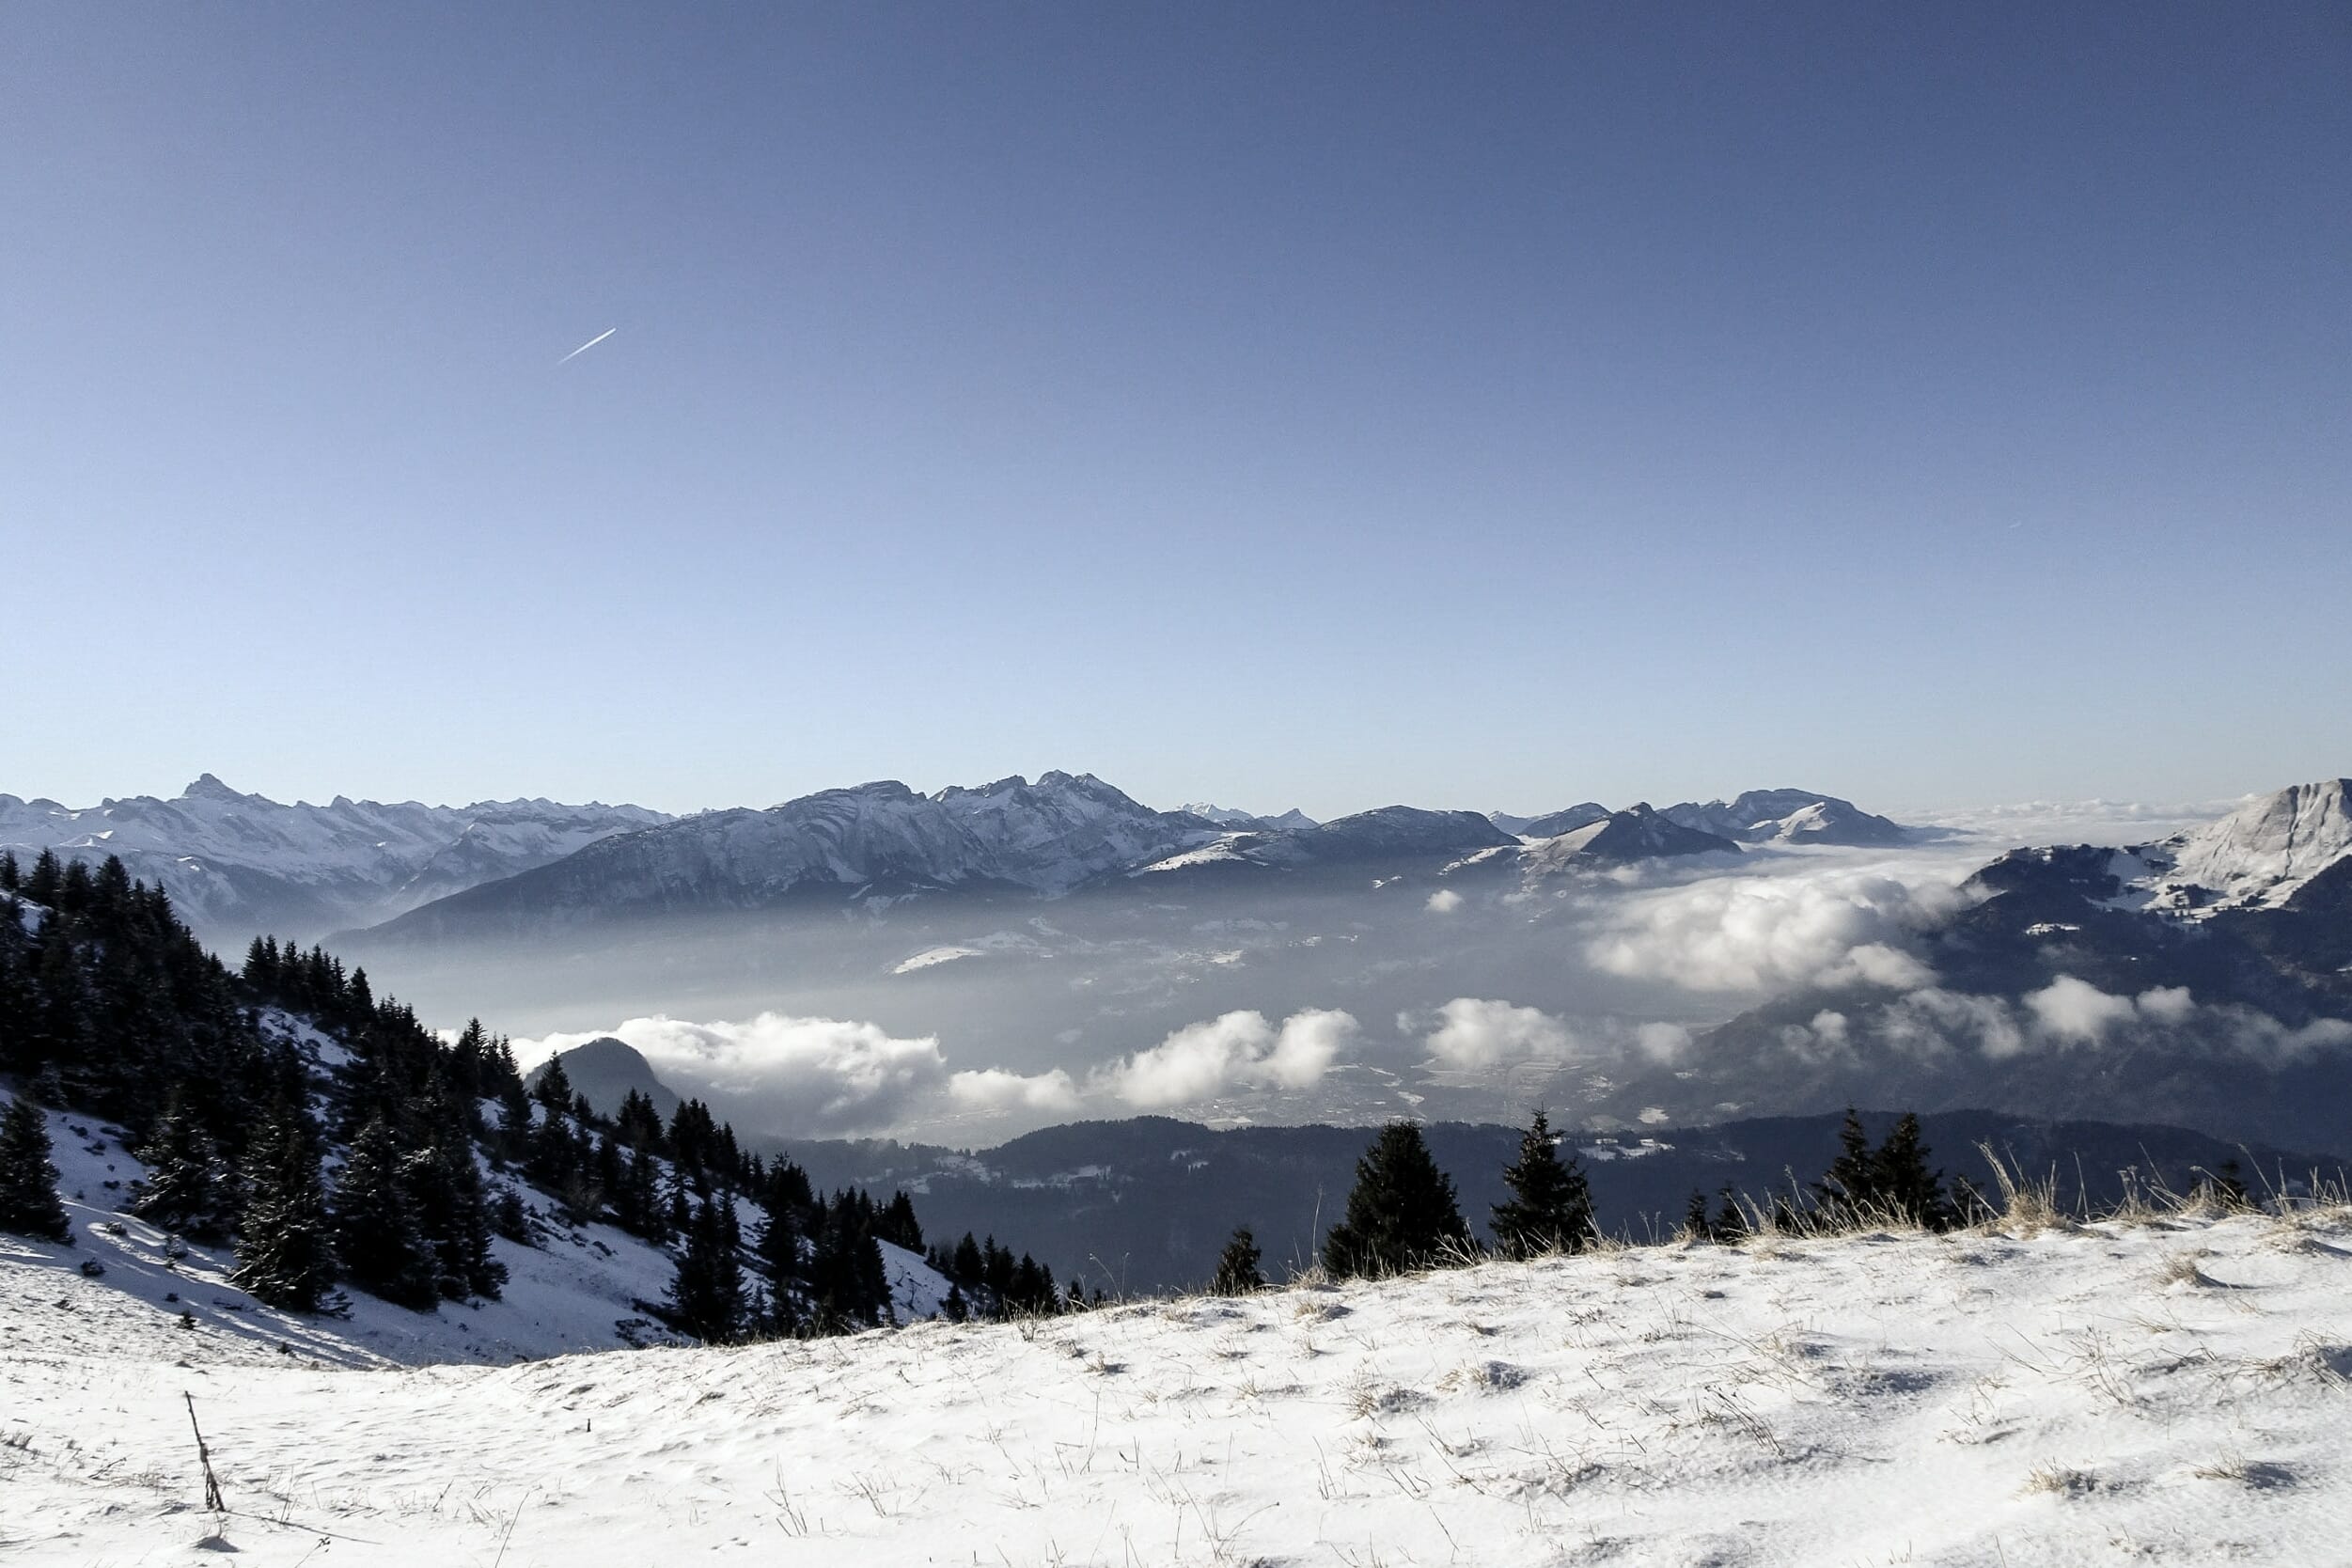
<box><xmin>557</xmin><ymin>327</ymin><xmax>617</xmax><ymax>365</ymax></box>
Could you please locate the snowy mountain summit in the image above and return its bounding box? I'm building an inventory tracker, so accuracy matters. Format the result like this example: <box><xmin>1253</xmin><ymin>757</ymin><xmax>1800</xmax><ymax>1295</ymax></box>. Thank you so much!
<box><xmin>1661</xmin><ymin>787</ymin><xmax>1913</xmax><ymax>847</ymax></box>
<box><xmin>0</xmin><ymin>776</ymin><xmax>666</xmax><ymax>937</ymax></box>
<box><xmin>2154</xmin><ymin>776</ymin><xmax>2352</xmax><ymax>911</ymax></box>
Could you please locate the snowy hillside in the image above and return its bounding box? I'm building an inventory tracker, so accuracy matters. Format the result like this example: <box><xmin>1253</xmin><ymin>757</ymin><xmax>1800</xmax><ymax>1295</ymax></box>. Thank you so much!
<box><xmin>2</xmin><ymin>1099</ymin><xmax>949</xmax><ymax>1369</ymax></box>
<box><xmin>0</xmin><ymin>776</ymin><xmax>666</xmax><ymax>938</ymax></box>
<box><xmin>8</xmin><ymin>1207</ymin><xmax>2351</xmax><ymax>1563</ymax></box>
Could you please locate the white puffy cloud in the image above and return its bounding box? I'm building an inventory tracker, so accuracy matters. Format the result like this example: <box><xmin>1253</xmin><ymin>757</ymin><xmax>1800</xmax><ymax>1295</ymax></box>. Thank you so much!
<box><xmin>2136</xmin><ymin>985</ymin><xmax>2196</xmax><ymax>1025</ymax></box>
<box><xmin>1425</xmin><ymin>888</ymin><xmax>1464</xmax><ymax>914</ymax></box>
<box><xmin>2025</xmin><ymin>976</ymin><xmax>2140</xmax><ymax>1043</ymax></box>
<box><xmin>948</xmin><ymin>1067</ymin><xmax>1083</xmax><ymax>1115</ymax></box>
<box><xmin>1586</xmin><ymin>870</ymin><xmax>1952</xmax><ymax>994</ymax></box>
<box><xmin>1635</xmin><ymin>1021</ymin><xmax>1692</xmax><ymax>1064</ymax></box>
<box><xmin>1421</xmin><ymin>997</ymin><xmax>1575</xmax><ymax>1070</ymax></box>
<box><xmin>515</xmin><ymin>1012</ymin><xmax>949</xmax><ymax>1137</ymax></box>
<box><xmin>1101</xmin><ymin>1009</ymin><xmax>1360</xmax><ymax>1108</ymax></box>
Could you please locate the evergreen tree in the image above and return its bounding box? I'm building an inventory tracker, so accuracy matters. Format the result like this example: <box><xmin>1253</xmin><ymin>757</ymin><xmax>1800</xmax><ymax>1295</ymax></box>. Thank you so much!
<box><xmin>941</xmin><ymin>1282</ymin><xmax>969</xmax><ymax>1323</ymax></box>
<box><xmin>1816</xmin><ymin>1106</ymin><xmax>1878</xmax><ymax>1223</ymax></box>
<box><xmin>0</xmin><ymin>1093</ymin><xmax>71</xmax><ymax>1243</ymax></box>
<box><xmin>231</xmin><ymin>1106</ymin><xmax>338</xmax><ymax>1311</ymax></box>
<box><xmin>1870</xmin><ymin>1112</ymin><xmax>1955</xmax><ymax>1231</ymax></box>
<box><xmin>666</xmin><ymin>1195</ymin><xmax>745</xmax><ymax>1342</ymax></box>
<box><xmin>403</xmin><ymin>1117</ymin><xmax>506</xmax><ymax>1299</ymax></box>
<box><xmin>331</xmin><ymin>1118</ymin><xmax>439</xmax><ymax>1309</ymax></box>
<box><xmin>1683</xmin><ymin>1188</ymin><xmax>1713</xmax><ymax>1241</ymax></box>
<box><xmin>1211</xmin><ymin>1226</ymin><xmax>1264</xmax><ymax>1294</ymax></box>
<box><xmin>1321</xmin><ymin>1122</ymin><xmax>1470</xmax><ymax>1279</ymax></box>
<box><xmin>131</xmin><ymin>1090</ymin><xmax>230</xmax><ymax>1240</ymax></box>
<box><xmin>1489</xmin><ymin>1109</ymin><xmax>1593</xmax><ymax>1258</ymax></box>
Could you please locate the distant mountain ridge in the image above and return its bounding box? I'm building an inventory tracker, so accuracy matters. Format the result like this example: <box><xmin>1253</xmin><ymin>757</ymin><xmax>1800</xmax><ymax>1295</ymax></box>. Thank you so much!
<box><xmin>0</xmin><ymin>776</ymin><xmax>667</xmax><ymax>938</ymax></box>
<box><xmin>14</xmin><ymin>771</ymin><xmax>1927</xmax><ymax>941</ymax></box>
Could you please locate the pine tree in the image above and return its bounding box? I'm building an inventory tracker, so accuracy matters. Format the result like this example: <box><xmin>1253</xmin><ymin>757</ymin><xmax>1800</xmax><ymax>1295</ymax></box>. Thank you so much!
<box><xmin>1321</xmin><ymin>1122</ymin><xmax>1470</xmax><ymax>1279</ymax></box>
<box><xmin>666</xmin><ymin>1195</ymin><xmax>745</xmax><ymax>1343</ymax></box>
<box><xmin>403</xmin><ymin>1118</ymin><xmax>506</xmax><ymax>1300</ymax></box>
<box><xmin>1683</xmin><ymin>1189</ymin><xmax>1713</xmax><ymax>1241</ymax></box>
<box><xmin>1870</xmin><ymin>1112</ymin><xmax>1954</xmax><ymax>1231</ymax></box>
<box><xmin>1211</xmin><ymin>1226</ymin><xmax>1264</xmax><ymax>1294</ymax></box>
<box><xmin>1489</xmin><ymin>1109</ymin><xmax>1593</xmax><ymax>1258</ymax></box>
<box><xmin>1816</xmin><ymin>1106</ymin><xmax>1879</xmax><ymax>1224</ymax></box>
<box><xmin>331</xmin><ymin>1119</ymin><xmax>439</xmax><ymax>1310</ymax></box>
<box><xmin>131</xmin><ymin>1090</ymin><xmax>230</xmax><ymax>1240</ymax></box>
<box><xmin>0</xmin><ymin>1093</ymin><xmax>71</xmax><ymax>1243</ymax></box>
<box><xmin>231</xmin><ymin>1107</ymin><xmax>338</xmax><ymax>1311</ymax></box>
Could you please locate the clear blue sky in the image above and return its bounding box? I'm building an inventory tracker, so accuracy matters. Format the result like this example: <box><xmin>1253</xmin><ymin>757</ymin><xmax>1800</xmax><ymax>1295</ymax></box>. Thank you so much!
<box><xmin>5</xmin><ymin>5</ymin><xmax>2346</xmax><ymax>820</ymax></box>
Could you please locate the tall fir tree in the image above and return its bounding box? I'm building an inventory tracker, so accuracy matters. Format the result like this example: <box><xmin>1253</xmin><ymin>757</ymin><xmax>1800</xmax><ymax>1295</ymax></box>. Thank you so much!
<box><xmin>331</xmin><ymin>1118</ymin><xmax>439</xmax><ymax>1309</ymax></box>
<box><xmin>1489</xmin><ymin>1109</ymin><xmax>1594</xmax><ymax>1258</ymax></box>
<box><xmin>130</xmin><ymin>1090</ymin><xmax>231</xmax><ymax>1240</ymax></box>
<box><xmin>231</xmin><ymin>1105</ymin><xmax>338</xmax><ymax>1311</ymax></box>
<box><xmin>1321</xmin><ymin>1121</ymin><xmax>1470</xmax><ymax>1279</ymax></box>
<box><xmin>0</xmin><ymin>1093</ymin><xmax>71</xmax><ymax>1243</ymax></box>
<box><xmin>666</xmin><ymin>1195</ymin><xmax>745</xmax><ymax>1342</ymax></box>
<box><xmin>1211</xmin><ymin>1226</ymin><xmax>1264</xmax><ymax>1294</ymax></box>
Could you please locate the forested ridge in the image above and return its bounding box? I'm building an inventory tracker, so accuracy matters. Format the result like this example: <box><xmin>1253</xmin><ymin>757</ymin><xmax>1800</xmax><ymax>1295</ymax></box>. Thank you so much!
<box><xmin>0</xmin><ymin>850</ymin><xmax>1072</xmax><ymax>1340</ymax></box>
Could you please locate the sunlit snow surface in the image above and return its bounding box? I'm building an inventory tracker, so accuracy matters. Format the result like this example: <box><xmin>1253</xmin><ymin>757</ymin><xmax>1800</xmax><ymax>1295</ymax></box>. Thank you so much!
<box><xmin>8</xmin><ymin>1196</ymin><xmax>2352</xmax><ymax>1563</ymax></box>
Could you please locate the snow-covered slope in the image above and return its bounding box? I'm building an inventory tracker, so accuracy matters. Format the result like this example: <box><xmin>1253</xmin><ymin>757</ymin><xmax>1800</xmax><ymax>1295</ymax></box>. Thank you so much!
<box><xmin>0</xmin><ymin>776</ymin><xmax>666</xmax><ymax>938</ymax></box>
<box><xmin>2157</xmin><ymin>777</ymin><xmax>2352</xmax><ymax>911</ymax></box>
<box><xmin>369</xmin><ymin>773</ymin><xmax>1218</xmax><ymax>933</ymax></box>
<box><xmin>4</xmin><ymin>1093</ymin><xmax>949</xmax><ymax>1370</ymax></box>
<box><xmin>1662</xmin><ymin>788</ymin><xmax>1914</xmax><ymax>847</ymax></box>
<box><xmin>10</xmin><ymin>1209</ymin><xmax>2350</xmax><ymax>1564</ymax></box>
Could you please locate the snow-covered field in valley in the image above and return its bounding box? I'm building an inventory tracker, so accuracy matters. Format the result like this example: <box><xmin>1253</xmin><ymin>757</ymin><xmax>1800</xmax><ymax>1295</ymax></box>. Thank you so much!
<box><xmin>8</xmin><ymin>1209</ymin><xmax>2352</xmax><ymax>1565</ymax></box>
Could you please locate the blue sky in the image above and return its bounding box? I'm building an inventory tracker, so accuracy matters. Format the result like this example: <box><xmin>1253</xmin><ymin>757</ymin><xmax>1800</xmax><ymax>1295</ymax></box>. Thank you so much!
<box><xmin>4</xmin><ymin>5</ymin><xmax>2346</xmax><ymax>820</ymax></box>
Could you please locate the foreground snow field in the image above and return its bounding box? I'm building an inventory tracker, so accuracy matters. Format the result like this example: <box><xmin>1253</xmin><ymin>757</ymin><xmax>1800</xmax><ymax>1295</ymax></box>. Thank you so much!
<box><xmin>7</xmin><ymin>1212</ymin><xmax>2351</xmax><ymax>1565</ymax></box>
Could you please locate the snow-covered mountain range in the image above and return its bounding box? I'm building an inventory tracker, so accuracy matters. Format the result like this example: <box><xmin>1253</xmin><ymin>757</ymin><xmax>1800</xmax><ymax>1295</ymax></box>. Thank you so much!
<box><xmin>4</xmin><ymin>771</ymin><xmax>1931</xmax><ymax>942</ymax></box>
<box><xmin>0</xmin><ymin>776</ymin><xmax>667</xmax><ymax>937</ymax></box>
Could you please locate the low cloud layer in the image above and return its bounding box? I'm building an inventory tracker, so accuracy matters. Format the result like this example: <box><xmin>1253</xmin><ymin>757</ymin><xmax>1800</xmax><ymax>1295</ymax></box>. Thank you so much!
<box><xmin>1586</xmin><ymin>869</ymin><xmax>1956</xmax><ymax>994</ymax></box>
<box><xmin>513</xmin><ymin>1012</ymin><xmax>950</xmax><ymax>1137</ymax></box>
<box><xmin>1100</xmin><ymin>1009</ymin><xmax>1360</xmax><ymax>1108</ymax></box>
<box><xmin>1768</xmin><ymin>976</ymin><xmax>2352</xmax><ymax>1069</ymax></box>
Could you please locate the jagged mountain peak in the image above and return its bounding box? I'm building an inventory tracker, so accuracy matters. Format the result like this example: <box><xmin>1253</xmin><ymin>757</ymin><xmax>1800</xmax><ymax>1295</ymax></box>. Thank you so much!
<box><xmin>2157</xmin><ymin>777</ymin><xmax>2352</xmax><ymax>911</ymax></box>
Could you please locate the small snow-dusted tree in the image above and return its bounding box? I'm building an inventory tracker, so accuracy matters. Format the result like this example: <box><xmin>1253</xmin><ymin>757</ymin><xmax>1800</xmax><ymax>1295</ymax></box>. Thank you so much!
<box><xmin>231</xmin><ymin>1105</ymin><xmax>338</xmax><ymax>1310</ymax></box>
<box><xmin>132</xmin><ymin>1090</ymin><xmax>232</xmax><ymax>1240</ymax></box>
<box><xmin>1321</xmin><ymin>1121</ymin><xmax>1470</xmax><ymax>1279</ymax></box>
<box><xmin>0</xmin><ymin>1093</ymin><xmax>71</xmax><ymax>1243</ymax></box>
<box><xmin>333</xmin><ymin>1118</ymin><xmax>439</xmax><ymax>1310</ymax></box>
<box><xmin>1490</xmin><ymin>1109</ymin><xmax>1593</xmax><ymax>1258</ymax></box>
<box><xmin>1211</xmin><ymin>1226</ymin><xmax>1265</xmax><ymax>1294</ymax></box>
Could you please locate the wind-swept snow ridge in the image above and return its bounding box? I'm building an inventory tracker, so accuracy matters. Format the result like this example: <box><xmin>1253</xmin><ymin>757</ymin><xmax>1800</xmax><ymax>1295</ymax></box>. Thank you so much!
<box><xmin>8</xmin><ymin>1211</ymin><xmax>2352</xmax><ymax>1563</ymax></box>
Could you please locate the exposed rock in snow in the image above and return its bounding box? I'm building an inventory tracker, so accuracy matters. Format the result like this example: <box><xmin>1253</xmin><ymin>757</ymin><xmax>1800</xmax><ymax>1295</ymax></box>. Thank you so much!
<box><xmin>0</xmin><ymin>776</ymin><xmax>667</xmax><ymax>938</ymax></box>
<box><xmin>2156</xmin><ymin>777</ymin><xmax>2352</xmax><ymax>912</ymax></box>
